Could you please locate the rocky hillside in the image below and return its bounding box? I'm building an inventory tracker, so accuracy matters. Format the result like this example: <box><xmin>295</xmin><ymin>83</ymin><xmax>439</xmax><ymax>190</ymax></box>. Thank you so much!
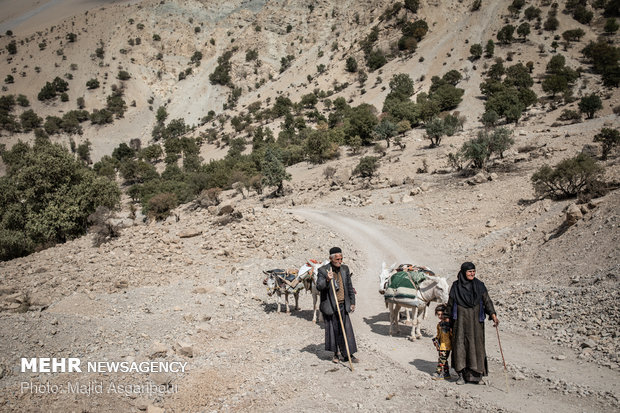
<box><xmin>0</xmin><ymin>0</ymin><xmax>619</xmax><ymax>411</ymax></box>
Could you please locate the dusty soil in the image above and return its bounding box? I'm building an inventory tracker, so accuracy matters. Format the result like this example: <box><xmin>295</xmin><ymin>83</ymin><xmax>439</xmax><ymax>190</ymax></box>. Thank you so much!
<box><xmin>0</xmin><ymin>0</ymin><xmax>619</xmax><ymax>411</ymax></box>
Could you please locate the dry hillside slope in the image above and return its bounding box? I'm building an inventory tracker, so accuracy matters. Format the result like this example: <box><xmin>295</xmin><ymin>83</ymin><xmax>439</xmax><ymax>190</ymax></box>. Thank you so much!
<box><xmin>0</xmin><ymin>0</ymin><xmax>619</xmax><ymax>411</ymax></box>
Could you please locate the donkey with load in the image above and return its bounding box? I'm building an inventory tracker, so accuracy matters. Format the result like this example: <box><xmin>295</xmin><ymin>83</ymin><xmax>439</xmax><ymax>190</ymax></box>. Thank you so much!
<box><xmin>379</xmin><ymin>263</ymin><xmax>449</xmax><ymax>341</ymax></box>
<box><xmin>263</xmin><ymin>268</ymin><xmax>305</xmax><ymax>313</ymax></box>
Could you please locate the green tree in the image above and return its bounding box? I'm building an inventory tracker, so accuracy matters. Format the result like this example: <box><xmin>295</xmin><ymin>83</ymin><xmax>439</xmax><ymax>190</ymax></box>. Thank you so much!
<box><xmin>0</xmin><ymin>141</ymin><xmax>120</xmax><ymax>260</ymax></box>
<box><xmin>488</xmin><ymin>127</ymin><xmax>514</xmax><ymax>158</ymax></box>
<box><xmin>524</xmin><ymin>6</ymin><xmax>541</xmax><ymax>20</ymax></box>
<box><xmin>404</xmin><ymin>0</ymin><xmax>420</xmax><ymax>13</ymax></box>
<box><xmin>460</xmin><ymin>132</ymin><xmax>490</xmax><ymax>169</ymax></box>
<box><xmin>425</xmin><ymin>117</ymin><xmax>446</xmax><ymax>147</ymax></box>
<box><xmin>605</xmin><ymin>18</ymin><xmax>619</xmax><ymax>35</ymax></box>
<box><xmin>353</xmin><ymin>156</ymin><xmax>379</xmax><ymax>177</ymax></box>
<box><xmin>6</xmin><ymin>40</ymin><xmax>17</xmax><ymax>55</ymax></box>
<box><xmin>373</xmin><ymin>119</ymin><xmax>398</xmax><ymax>147</ymax></box>
<box><xmin>517</xmin><ymin>22</ymin><xmax>530</xmax><ymax>40</ymax></box>
<box><xmin>497</xmin><ymin>25</ymin><xmax>515</xmax><ymax>44</ymax></box>
<box><xmin>86</xmin><ymin>78</ymin><xmax>100</xmax><ymax>89</ymax></box>
<box><xmin>581</xmin><ymin>41</ymin><xmax>620</xmax><ymax>87</ymax></box>
<box><xmin>344</xmin><ymin>104</ymin><xmax>378</xmax><ymax>145</ymax></box>
<box><xmin>481</xmin><ymin>110</ymin><xmax>499</xmax><ymax>128</ymax></box>
<box><xmin>531</xmin><ymin>153</ymin><xmax>603</xmax><ymax>199</ymax></box>
<box><xmin>304</xmin><ymin>129</ymin><xmax>337</xmax><ymax>164</ymax></box>
<box><xmin>261</xmin><ymin>146</ymin><xmax>290</xmax><ymax>195</ymax></box>
<box><xmin>542</xmin><ymin>74</ymin><xmax>569</xmax><ymax>97</ymax></box>
<box><xmin>470</xmin><ymin>43</ymin><xmax>483</xmax><ymax>60</ymax></box>
<box><xmin>562</xmin><ymin>28</ymin><xmax>585</xmax><ymax>42</ymax></box>
<box><xmin>76</xmin><ymin>140</ymin><xmax>92</xmax><ymax>164</ymax></box>
<box><xmin>572</xmin><ymin>6</ymin><xmax>593</xmax><ymax>24</ymax></box>
<box><xmin>346</xmin><ymin>56</ymin><xmax>358</xmax><ymax>73</ymax></box>
<box><xmin>578</xmin><ymin>94</ymin><xmax>602</xmax><ymax>119</ymax></box>
<box><xmin>112</xmin><ymin>142</ymin><xmax>135</xmax><ymax>161</ymax></box>
<box><xmin>485</xmin><ymin>40</ymin><xmax>495</xmax><ymax>57</ymax></box>
<box><xmin>209</xmin><ymin>50</ymin><xmax>233</xmax><ymax>86</ymax></box>
<box><xmin>20</xmin><ymin>110</ymin><xmax>42</xmax><ymax>131</ymax></box>
<box><xmin>544</xmin><ymin>16</ymin><xmax>559</xmax><ymax>31</ymax></box>
<box><xmin>388</xmin><ymin>73</ymin><xmax>415</xmax><ymax>100</ymax></box>
<box><xmin>593</xmin><ymin>128</ymin><xmax>619</xmax><ymax>159</ymax></box>
<box><xmin>156</xmin><ymin>106</ymin><xmax>168</xmax><ymax>124</ymax></box>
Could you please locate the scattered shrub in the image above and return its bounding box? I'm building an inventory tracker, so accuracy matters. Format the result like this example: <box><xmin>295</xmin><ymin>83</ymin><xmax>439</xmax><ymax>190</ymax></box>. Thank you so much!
<box><xmin>147</xmin><ymin>192</ymin><xmax>177</xmax><ymax>220</ymax></box>
<box><xmin>531</xmin><ymin>153</ymin><xmax>604</xmax><ymax>199</ymax></box>
<box><xmin>353</xmin><ymin>156</ymin><xmax>379</xmax><ymax>177</ymax></box>
<box><xmin>593</xmin><ymin>128</ymin><xmax>619</xmax><ymax>159</ymax></box>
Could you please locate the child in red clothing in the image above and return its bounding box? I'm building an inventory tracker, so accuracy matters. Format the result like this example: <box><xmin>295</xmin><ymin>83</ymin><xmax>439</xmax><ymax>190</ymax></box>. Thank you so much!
<box><xmin>432</xmin><ymin>304</ymin><xmax>453</xmax><ymax>380</ymax></box>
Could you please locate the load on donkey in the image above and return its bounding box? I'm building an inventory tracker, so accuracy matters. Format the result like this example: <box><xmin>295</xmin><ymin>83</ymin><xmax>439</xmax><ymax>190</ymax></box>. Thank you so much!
<box><xmin>263</xmin><ymin>261</ymin><xmax>321</xmax><ymax>314</ymax></box>
<box><xmin>379</xmin><ymin>263</ymin><xmax>450</xmax><ymax>341</ymax></box>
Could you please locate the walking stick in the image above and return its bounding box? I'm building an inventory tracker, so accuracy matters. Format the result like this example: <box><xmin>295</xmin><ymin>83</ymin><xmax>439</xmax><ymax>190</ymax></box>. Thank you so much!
<box><xmin>495</xmin><ymin>324</ymin><xmax>509</xmax><ymax>392</ymax></box>
<box><xmin>329</xmin><ymin>269</ymin><xmax>354</xmax><ymax>372</ymax></box>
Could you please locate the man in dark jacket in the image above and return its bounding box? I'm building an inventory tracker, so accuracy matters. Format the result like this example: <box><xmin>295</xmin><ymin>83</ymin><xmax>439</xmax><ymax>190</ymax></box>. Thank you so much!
<box><xmin>316</xmin><ymin>247</ymin><xmax>358</xmax><ymax>364</ymax></box>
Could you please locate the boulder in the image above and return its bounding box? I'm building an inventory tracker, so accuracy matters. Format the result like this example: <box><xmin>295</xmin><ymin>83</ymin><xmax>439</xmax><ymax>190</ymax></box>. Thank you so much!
<box><xmin>178</xmin><ymin>229</ymin><xmax>202</xmax><ymax>238</ymax></box>
<box><xmin>175</xmin><ymin>340</ymin><xmax>194</xmax><ymax>357</ymax></box>
<box><xmin>565</xmin><ymin>204</ymin><xmax>582</xmax><ymax>226</ymax></box>
<box><xmin>218</xmin><ymin>204</ymin><xmax>234</xmax><ymax>216</ymax></box>
<box><xmin>148</xmin><ymin>342</ymin><xmax>168</xmax><ymax>359</ymax></box>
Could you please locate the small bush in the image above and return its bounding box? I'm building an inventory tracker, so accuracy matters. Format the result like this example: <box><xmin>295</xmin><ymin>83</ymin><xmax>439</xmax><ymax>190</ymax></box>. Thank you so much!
<box><xmin>558</xmin><ymin>109</ymin><xmax>581</xmax><ymax>122</ymax></box>
<box><xmin>353</xmin><ymin>156</ymin><xmax>379</xmax><ymax>178</ymax></box>
<box><xmin>531</xmin><ymin>153</ymin><xmax>604</xmax><ymax>199</ymax></box>
<box><xmin>147</xmin><ymin>192</ymin><xmax>178</xmax><ymax>220</ymax></box>
<box><xmin>593</xmin><ymin>128</ymin><xmax>620</xmax><ymax>160</ymax></box>
<box><xmin>87</xmin><ymin>206</ymin><xmax>120</xmax><ymax>246</ymax></box>
<box><xmin>86</xmin><ymin>78</ymin><xmax>100</xmax><ymax>89</ymax></box>
<box><xmin>578</xmin><ymin>94</ymin><xmax>602</xmax><ymax>119</ymax></box>
<box><xmin>117</xmin><ymin>70</ymin><xmax>130</xmax><ymax>80</ymax></box>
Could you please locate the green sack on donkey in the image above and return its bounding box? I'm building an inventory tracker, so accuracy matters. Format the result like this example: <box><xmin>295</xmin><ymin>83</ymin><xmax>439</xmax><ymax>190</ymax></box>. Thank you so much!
<box><xmin>384</xmin><ymin>270</ymin><xmax>427</xmax><ymax>306</ymax></box>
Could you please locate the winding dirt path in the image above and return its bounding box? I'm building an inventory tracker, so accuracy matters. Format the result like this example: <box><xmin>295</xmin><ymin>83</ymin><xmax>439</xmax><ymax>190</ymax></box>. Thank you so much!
<box><xmin>293</xmin><ymin>208</ymin><xmax>619</xmax><ymax>413</ymax></box>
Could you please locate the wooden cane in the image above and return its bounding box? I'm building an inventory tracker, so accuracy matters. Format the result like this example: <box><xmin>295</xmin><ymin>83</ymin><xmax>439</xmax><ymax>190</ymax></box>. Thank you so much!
<box><xmin>329</xmin><ymin>269</ymin><xmax>354</xmax><ymax>372</ymax></box>
<box><xmin>495</xmin><ymin>324</ymin><xmax>509</xmax><ymax>392</ymax></box>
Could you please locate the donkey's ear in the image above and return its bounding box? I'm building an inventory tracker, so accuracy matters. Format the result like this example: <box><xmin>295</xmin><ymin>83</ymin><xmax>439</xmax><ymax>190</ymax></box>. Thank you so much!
<box><xmin>389</xmin><ymin>262</ymin><xmax>397</xmax><ymax>271</ymax></box>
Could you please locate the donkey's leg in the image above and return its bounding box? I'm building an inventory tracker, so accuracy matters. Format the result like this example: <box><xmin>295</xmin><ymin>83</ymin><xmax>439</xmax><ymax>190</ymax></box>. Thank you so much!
<box><xmin>311</xmin><ymin>292</ymin><xmax>318</xmax><ymax>323</ymax></box>
<box><xmin>416</xmin><ymin>306</ymin><xmax>424</xmax><ymax>339</ymax></box>
<box><xmin>285</xmin><ymin>292</ymin><xmax>290</xmax><ymax>313</ymax></box>
<box><xmin>294</xmin><ymin>292</ymin><xmax>299</xmax><ymax>311</ymax></box>
<box><xmin>409</xmin><ymin>307</ymin><xmax>419</xmax><ymax>341</ymax></box>
<box><xmin>276</xmin><ymin>292</ymin><xmax>281</xmax><ymax>313</ymax></box>
<box><xmin>405</xmin><ymin>308</ymin><xmax>412</xmax><ymax>325</ymax></box>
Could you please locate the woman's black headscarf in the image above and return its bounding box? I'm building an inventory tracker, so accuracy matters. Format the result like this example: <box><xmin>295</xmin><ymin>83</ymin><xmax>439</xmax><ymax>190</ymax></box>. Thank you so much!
<box><xmin>449</xmin><ymin>262</ymin><xmax>487</xmax><ymax>308</ymax></box>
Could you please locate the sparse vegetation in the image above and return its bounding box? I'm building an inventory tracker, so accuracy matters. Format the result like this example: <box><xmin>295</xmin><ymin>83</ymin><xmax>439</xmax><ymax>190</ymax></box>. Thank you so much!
<box><xmin>593</xmin><ymin>128</ymin><xmax>619</xmax><ymax>160</ymax></box>
<box><xmin>531</xmin><ymin>153</ymin><xmax>604</xmax><ymax>199</ymax></box>
<box><xmin>0</xmin><ymin>140</ymin><xmax>120</xmax><ymax>260</ymax></box>
<box><xmin>353</xmin><ymin>156</ymin><xmax>379</xmax><ymax>177</ymax></box>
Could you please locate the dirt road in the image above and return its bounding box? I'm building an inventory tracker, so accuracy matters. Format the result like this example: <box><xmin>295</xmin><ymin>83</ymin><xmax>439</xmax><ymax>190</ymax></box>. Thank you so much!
<box><xmin>293</xmin><ymin>208</ymin><xmax>619</xmax><ymax>413</ymax></box>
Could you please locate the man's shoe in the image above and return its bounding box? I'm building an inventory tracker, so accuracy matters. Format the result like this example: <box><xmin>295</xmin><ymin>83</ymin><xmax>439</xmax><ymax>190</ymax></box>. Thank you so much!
<box><xmin>456</xmin><ymin>375</ymin><xmax>465</xmax><ymax>385</ymax></box>
<box><xmin>444</xmin><ymin>373</ymin><xmax>452</xmax><ymax>380</ymax></box>
<box><xmin>343</xmin><ymin>355</ymin><xmax>359</xmax><ymax>363</ymax></box>
<box><xmin>432</xmin><ymin>372</ymin><xmax>444</xmax><ymax>381</ymax></box>
<box><xmin>332</xmin><ymin>354</ymin><xmax>340</xmax><ymax>363</ymax></box>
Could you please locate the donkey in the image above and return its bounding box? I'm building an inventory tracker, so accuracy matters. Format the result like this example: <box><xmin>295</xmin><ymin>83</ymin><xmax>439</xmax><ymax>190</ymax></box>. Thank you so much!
<box><xmin>264</xmin><ymin>269</ymin><xmax>301</xmax><ymax>313</ymax></box>
<box><xmin>379</xmin><ymin>262</ymin><xmax>450</xmax><ymax>341</ymax></box>
<box><xmin>378</xmin><ymin>262</ymin><xmax>416</xmax><ymax>324</ymax></box>
<box><xmin>298</xmin><ymin>259</ymin><xmax>329</xmax><ymax>323</ymax></box>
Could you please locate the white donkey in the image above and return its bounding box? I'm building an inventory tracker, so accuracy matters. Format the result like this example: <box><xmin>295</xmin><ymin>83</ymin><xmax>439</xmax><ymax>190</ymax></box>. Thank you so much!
<box><xmin>379</xmin><ymin>262</ymin><xmax>450</xmax><ymax>341</ymax></box>
<box><xmin>264</xmin><ymin>269</ymin><xmax>302</xmax><ymax>313</ymax></box>
<box><xmin>378</xmin><ymin>262</ymin><xmax>413</xmax><ymax>324</ymax></box>
<box><xmin>298</xmin><ymin>259</ymin><xmax>329</xmax><ymax>323</ymax></box>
